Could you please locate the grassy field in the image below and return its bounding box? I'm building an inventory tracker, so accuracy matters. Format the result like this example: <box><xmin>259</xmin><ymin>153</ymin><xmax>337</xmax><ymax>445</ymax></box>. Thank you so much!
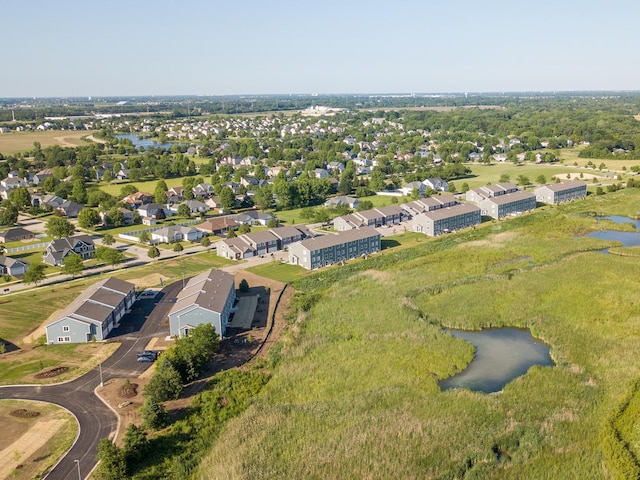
<box><xmin>246</xmin><ymin>261</ymin><xmax>307</xmax><ymax>283</ymax></box>
<box><xmin>0</xmin><ymin>399</ymin><xmax>78</xmax><ymax>480</ymax></box>
<box><xmin>0</xmin><ymin>130</ymin><xmax>96</xmax><ymax>155</ymax></box>
<box><xmin>196</xmin><ymin>188</ymin><xmax>640</xmax><ymax>479</ymax></box>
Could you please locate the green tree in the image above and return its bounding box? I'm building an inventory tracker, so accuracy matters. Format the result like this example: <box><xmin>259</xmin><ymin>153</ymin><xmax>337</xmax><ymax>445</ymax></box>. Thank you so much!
<box><xmin>0</xmin><ymin>204</ymin><xmax>19</xmax><ymax>226</ymax></box>
<box><xmin>144</xmin><ymin>356</ymin><xmax>183</xmax><ymax>402</ymax></box>
<box><xmin>123</xmin><ymin>424</ymin><xmax>149</xmax><ymax>469</ymax></box>
<box><xmin>226</xmin><ymin>229</ymin><xmax>237</xmax><ymax>239</ymax></box>
<box><xmin>536</xmin><ymin>175</ymin><xmax>547</xmax><ymax>185</ymax></box>
<box><xmin>516</xmin><ymin>175</ymin><xmax>530</xmax><ymax>186</ymax></box>
<box><xmin>8</xmin><ymin>187</ymin><xmax>31</xmax><ymax>209</ymax></box>
<box><xmin>253</xmin><ymin>186</ymin><xmax>273</xmax><ymax>210</ymax></box>
<box><xmin>460</xmin><ymin>182</ymin><xmax>470</xmax><ymax>193</ymax></box>
<box><xmin>140</xmin><ymin>398</ymin><xmax>168</xmax><ymax>430</ymax></box>
<box><xmin>177</xmin><ymin>203</ymin><xmax>191</xmax><ymax>218</ymax></box>
<box><xmin>369</xmin><ymin>168</ymin><xmax>386</xmax><ymax>191</ymax></box>
<box><xmin>139</xmin><ymin>231</ymin><xmax>151</xmax><ymax>244</ymax></box>
<box><xmin>71</xmin><ymin>178</ymin><xmax>87</xmax><ymax>204</ymax></box>
<box><xmin>148</xmin><ymin>246</ymin><xmax>160</xmax><ymax>259</ymax></box>
<box><xmin>23</xmin><ymin>262</ymin><xmax>46</xmax><ymax>285</ymax></box>
<box><xmin>154</xmin><ymin>180</ymin><xmax>168</xmax><ymax>204</ymax></box>
<box><xmin>102</xmin><ymin>233</ymin><xmax>115</xmax><ymax>246</ymax></box>
<box><xmin>95</xmin><ymin>246</ymin><xmax>125</xmax><ymax>267</ymax></box>
<box><xmin>267</xmin><ymin>216</ymin><xmax>278</xmax><ymax>228</ymax></box>
<box><xmin>42</xmin><ymin>176</ymin><xmax>57</xmax><ymax>193</ymax></box>
<box><xmin>62</xmin><ymin>253</ymin><xmax>84</xmax><ymax>278</ymax></box>
<box><xmin>219</xmin><ymin>186</ymin><xmax>235</xmax><ymax>210</ymax></box>
<box><xmin>201</xmin><ymin>236</ymin><xmax>211</xmax><ymax>247</ymax></box>
<box><xmin>95</xmin><ymin>439</ymin><xmax>126</xmax><ymax>480</ymax></box>
<box><xmin>108</xmin><ymin>207</ymin><xmax>125</xmax><ymax>227</ymax></box>
<box><xmin>238</xmin><ymin>223</ymin><xmax>251</xmax><ymax>234</ymax></box>
<box><xmin>77</xmin><ymin>208</ymin><xmax>101</xmax><ymax>229</ymax></box>
<box><xmin>46</xmin><ymin>216</ymin><xmax>74</xmax><ymax>239</ymax></box>
<box><xmin>239</xmin><ymin>278</ymin><xmax>249</xmax><ymax>293</ymax></box>
<box><xmin>499</xmin><ymin>174</ymin><xmax>511</xmax><ymax>183</ymax></box>
<box><xmin>173</xmin><ymin>242</ymin><xmax>184</xmax><ymax>252</ymax></box>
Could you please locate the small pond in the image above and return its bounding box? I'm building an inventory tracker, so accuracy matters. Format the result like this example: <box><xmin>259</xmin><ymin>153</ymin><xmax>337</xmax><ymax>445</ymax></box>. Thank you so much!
<box><xmin>439</xmin><ymin>328</ymin><xmax>554</xmax><ymax>394</ymax></box>
<box><xmin>584</xmin><ymin>230</ymin><xmax>640</xmax><ymax>247</ymax></box>
<box><xmin>115</xmin><ymin>134</ymin><xmax>185</xmax><ymax>151</ymax></box>
<box><xmin>597</xmin><ymin>215</ymin><xmax>640</xmax><ymax>229</ymax></box>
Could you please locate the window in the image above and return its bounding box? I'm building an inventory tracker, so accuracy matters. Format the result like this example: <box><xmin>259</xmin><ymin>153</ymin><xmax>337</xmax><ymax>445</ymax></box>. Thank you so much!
<box><xmin>57</xmin><ymin>336</ymin><xmax>71</xmax><ymax>343</ymax></box>
<box><xmin>62</xmin><ymin>325</ymin><xmax>70</xmax><ymax>332</ymax></box>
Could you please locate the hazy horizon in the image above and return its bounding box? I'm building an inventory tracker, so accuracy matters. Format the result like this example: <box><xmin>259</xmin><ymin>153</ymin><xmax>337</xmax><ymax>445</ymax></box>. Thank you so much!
<box><xmin>3</xmin><ymin>0</ymin><xmax>639</xmax><ymax>98</ymax></box>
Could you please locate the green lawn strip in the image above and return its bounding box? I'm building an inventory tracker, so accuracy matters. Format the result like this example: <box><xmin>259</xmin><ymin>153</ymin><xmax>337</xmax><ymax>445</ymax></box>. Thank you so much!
<box><xmin>245</xmin><ymin>262</ymin><xmax>307</xmax><ymax>283</ymax></box>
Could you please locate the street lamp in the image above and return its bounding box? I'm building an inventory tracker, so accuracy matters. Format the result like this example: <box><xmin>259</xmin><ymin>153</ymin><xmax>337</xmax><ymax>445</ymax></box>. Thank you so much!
<box><xmin>99</xmin><ymin>362</ymin><xmax>103</xmax><ymax>387</ymax></box>
<box><xmin>74</xmin><ymin>459</ymin><xmax>81</xmax><ymax>480</ymax></box>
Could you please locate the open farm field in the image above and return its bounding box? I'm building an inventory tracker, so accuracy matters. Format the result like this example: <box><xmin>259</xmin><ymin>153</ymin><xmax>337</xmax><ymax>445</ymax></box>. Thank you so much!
<box><xmin>0</xmin><ymin>399</ymin><xmax>78</xmax><ymax>480</ymax></box>
<box><xmin>198</xmin><ymin>189</ymin><xmax>640</xmax><ymax>479</ymax></box>
<box><xmin>0</xmin><ymin>130</ymin><xmax>96</xmax><ymax>154</ymax></box>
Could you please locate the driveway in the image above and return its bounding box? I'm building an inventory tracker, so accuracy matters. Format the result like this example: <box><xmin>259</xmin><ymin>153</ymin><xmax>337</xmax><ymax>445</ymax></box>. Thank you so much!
<box><xmin>0</xmin><ymin>281</ymin><xmax>181</xmax><ymax>480</ymax></box>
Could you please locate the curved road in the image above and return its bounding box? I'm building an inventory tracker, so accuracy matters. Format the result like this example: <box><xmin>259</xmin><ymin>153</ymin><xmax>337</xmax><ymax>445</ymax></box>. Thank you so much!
<box><xmin>0</xmin><ymin>280</ymin><xmax>182</xmax><ymax>480</ymax></box>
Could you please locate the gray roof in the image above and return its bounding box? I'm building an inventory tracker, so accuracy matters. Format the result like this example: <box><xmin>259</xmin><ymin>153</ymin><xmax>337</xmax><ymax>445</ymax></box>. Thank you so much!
<box><xmin>0</xmin><ymin>227</ymin><xmax>34</xmax><ymax>241</ymax></box>
<box><xmin>294</xmin><ymin>228</ymin><xmax>380</xmax><ymax>251</ymax></box>
<box><xmin>0</xmin><ymin>255</ymin><xmax>28</xmax><ymax>268</ymax></box>
<box><xmin>170</xmin><ymin>269</ymin><xmax>234</xmax><ymax>317</ymax></box>
<box><xmin>419</xmin><ymin>203</ymin><xmax>481</xmax><ymax>221</ymax></box>
<box><xmin>539</xmin><ymin>180</ymin><xmax>587</xmax><ymax>192</ymax></box>
<box><xmin>269</xmin><ymin>225</ymin><xmax>307</xmax><ymax>240</ymax></box>
<box><xmin>480</xmin><ymin>190</ymin><xmax>535</xmax><ymax>205</ymax></box>
<box><xmin>47</xmin><ymin>277</ymin><xmax>135</xmax><ymax>328</ymax></box>
<box><xmin>48</xmin><ymin>235</ymin><xmax>94</xmax><ymax>253</ymax></box>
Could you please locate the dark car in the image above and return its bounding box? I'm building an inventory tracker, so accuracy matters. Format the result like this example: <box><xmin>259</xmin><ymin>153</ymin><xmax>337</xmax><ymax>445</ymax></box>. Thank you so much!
<box><xmin>137</xmin><ymin>350</ymin><xmax>158</xmax><ymax>359</ymax></box>
<box><xmin>137</xmin><ymin>355</ymin><xmax>155</xmax><ymax>363</ymax></box>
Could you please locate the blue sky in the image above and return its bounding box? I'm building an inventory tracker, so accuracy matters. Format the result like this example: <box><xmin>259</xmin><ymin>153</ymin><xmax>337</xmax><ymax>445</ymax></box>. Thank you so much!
<box><xmin>3</xmin><ymin>0</ymin><xmax>639</xmax><ymax>97</ymax></box>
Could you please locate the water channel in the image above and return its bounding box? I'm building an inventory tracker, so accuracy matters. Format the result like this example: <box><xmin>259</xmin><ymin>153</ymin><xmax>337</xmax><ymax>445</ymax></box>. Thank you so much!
<box><xmin>438</xmin><ymin>328</ymin><xmax>554</xmax><ymax>394</ymax></box>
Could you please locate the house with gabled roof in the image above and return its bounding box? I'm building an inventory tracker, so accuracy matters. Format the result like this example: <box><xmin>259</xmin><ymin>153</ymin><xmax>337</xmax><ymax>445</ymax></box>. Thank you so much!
<box><xmin>0</xmin><ymin>256</ymin><xmax>29</xmax><ymax>277</ymax></box>
<box><xmin>288</xmin><ymin>228</ymin><xmax>381</xmax><ymax>270</ymax></box>
<box><xmin>422</xmin><ymin>177</ymin><xmax>449</xmax><ymax>192</ymax></box>
<box><xmin>122</xmin><ymin>191</ymin><xmax>154</xmax><ymax>208</ymax></box>
<box><xmin>534</xmin><ymin>180</ymin><xmax>587</xmax><ymax>204</ymax></box>
<box><xmin>168</xmin><ymin>269</ymin><xmax>236</xmax><ymax>338</ymax></box>
<box><xmin>43</xmin><ymin>235</ymin><xmax>95</xmax><ymax>266</ymax></box>
<box><xmin>324</xmin><ymin>196</ymin><xmax>359</xmax><ymax>209</ymax></box>
<box><xmin>45</xmin><ymin>277</ymin><xmax>136</xmax><ymax>343</ymax></box>
<box><xmin>466</xmin><ymin>183</ymin><xmax>519</xmax><ymax>203</ymax></box>
<box><xmin>413</xmin><ymin>203</ymin><xmax>481</xmax><ymax>236</ymax></box>
<box><xmin>477</xmin><ymin>190</ymin><xmax>537</xmax><ymax>219</ymax></box>
<box><xmin>196</xmin><ymin>216</ymin><xmax>239</xmax><ymax>236</ymax></box>
<box><xmin>229</xmin><ymin>210</ymin><xmax>274</xmax><ymax>226</ymax></box>
<box><xmin>0</xmin><ymin>227</ymin><xmax>35</xmax><ymax>243</ymax></box>
<box><xmin>151</xmin><ymin>225</ymin><xmax>203</xmax><ymax>243</ymax></box>
<box><xmin>55</xmin><ymin>200</ymin><xmax>84</xmax><ymax>218</ymax></box>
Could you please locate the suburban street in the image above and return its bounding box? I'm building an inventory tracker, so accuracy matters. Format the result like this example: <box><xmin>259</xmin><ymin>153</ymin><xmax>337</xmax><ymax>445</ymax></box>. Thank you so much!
<box><xmin>0</xmin><ymin>281</ymin><xmax>182</xmax><ymax>480</ymax></box>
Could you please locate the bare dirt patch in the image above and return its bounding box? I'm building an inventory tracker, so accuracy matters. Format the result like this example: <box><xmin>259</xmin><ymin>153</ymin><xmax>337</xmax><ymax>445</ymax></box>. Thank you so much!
<box><xmin>359</xmin><ymin>269</ymin><xmax>391</xmax><ymax>282</ymax></box>
<box><xmin>123</xmin><ymin>273</ymin><xmax>170</xmax><ymax>289</ymax></box>
<box><xmin>0</xmin><ymin>400</ymin><xmax>76</xmax><ymax>480</ymax></box>
<box><xmin>10</xmin><ymin>408</ymin><xmax>41</xmax><ymax>418</ymax></box>
<box><xmin>35</xmin><ymin>366</ymin><xmax>69</xmax><ymax>379</ymax></box>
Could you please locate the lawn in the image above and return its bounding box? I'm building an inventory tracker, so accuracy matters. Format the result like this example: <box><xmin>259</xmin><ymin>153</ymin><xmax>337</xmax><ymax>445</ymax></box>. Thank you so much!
<box><xmin>246</xmin><ymin>261</ymin><xmax>307</xmax><ymax>283</ymax></box>
<box><xmin>197</xmin><ymin>188</ymin><xmax>640</xmax><ymax>480</ymax></box>
<box><xmin>0</xmin><ymin>130</ymin><xmax>97</xmax><ymax>155</ymax></box>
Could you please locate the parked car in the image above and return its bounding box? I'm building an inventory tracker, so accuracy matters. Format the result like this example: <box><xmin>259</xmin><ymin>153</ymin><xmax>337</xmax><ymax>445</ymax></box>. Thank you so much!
<box><xmin>137</xmin><ymin>350</ymin><xmax>158</xmax><ymax>359</ymax></box>
<box><xmin>137</xmin><ymin>355</ymin><xmax>155</xmax><ymax>363</ymax></box>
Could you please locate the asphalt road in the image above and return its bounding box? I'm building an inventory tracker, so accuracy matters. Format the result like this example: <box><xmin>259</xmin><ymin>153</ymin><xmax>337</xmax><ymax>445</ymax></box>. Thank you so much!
<box><xmin>0</xmin><ymin>280</ymin><xmax>182</xmax><ymax>480</ymax></box>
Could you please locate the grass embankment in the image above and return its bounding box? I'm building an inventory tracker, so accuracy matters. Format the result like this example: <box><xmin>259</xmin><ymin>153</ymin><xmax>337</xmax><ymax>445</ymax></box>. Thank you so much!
<box><xmin>195</xmin><ymin>189</ymin><xmax>640</xmax><ymax>479</ymax></box>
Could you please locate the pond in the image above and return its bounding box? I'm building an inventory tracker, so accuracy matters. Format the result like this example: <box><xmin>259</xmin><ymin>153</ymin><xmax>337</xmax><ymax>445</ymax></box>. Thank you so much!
<box><xmin>584</xmin><ymin>230</ymin><xmax>640</xmax><ymax>247</ymax></box>
<box><xmin>597</xmin><ymin>215</ymin><xmax>640</xmax><ymax>229</ymax></box>
<box><xmin>115</xmin><ymin>134</ymin><xmax>185</xmax><ymax>151</ymax></box>
<box><xmin>439</xmin><ymin>328</ymin><xmax>554</xmax><ymax>394</ymax></box>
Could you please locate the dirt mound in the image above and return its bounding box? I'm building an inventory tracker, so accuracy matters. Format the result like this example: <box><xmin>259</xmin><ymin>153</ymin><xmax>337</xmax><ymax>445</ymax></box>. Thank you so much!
<box><xmin>35</xmin><ymin>366</ymin><xmax>69</xmax><ymax>378</ymax></box>
<box><xmin>10</xmin><ymin>409</ymin><xmax>41</xmax><ymax>418</ymax></box>
<box><xmin>119</xmin><ymin>382</ymin><xmax>139</xmax><ymax>398</ymax></box>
